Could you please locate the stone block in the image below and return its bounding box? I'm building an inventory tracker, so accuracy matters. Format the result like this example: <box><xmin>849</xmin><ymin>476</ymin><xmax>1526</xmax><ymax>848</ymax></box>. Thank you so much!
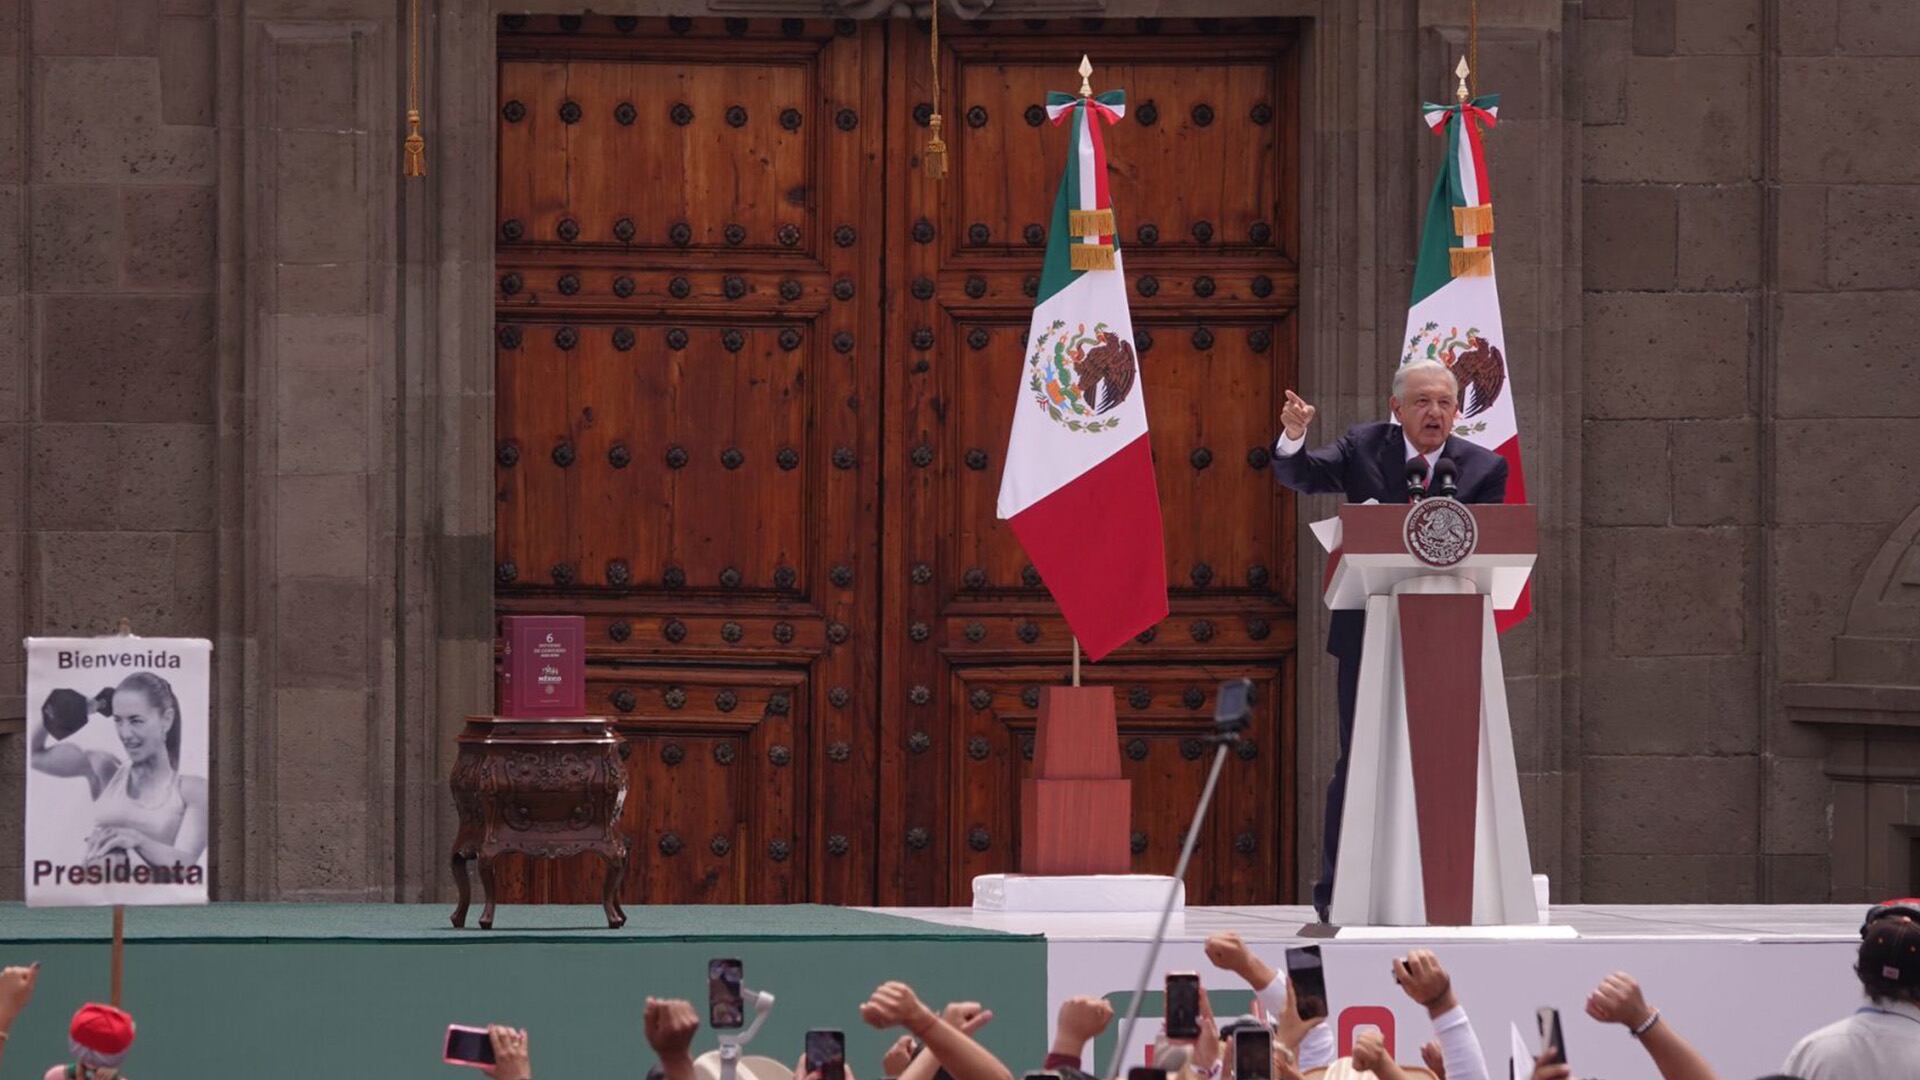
<box><xmin>273</xmin><ymin>801</ymin><xmax>368</xmax><ymax>897</ymax></box>
<box><xmin>1780</xmin><ymin>0</ymin><xmax>1838</xmax><ymax>56</ymax></box>
<box><xmin>123</xmin><ymin>185</ymin><xmax>213</xmax><ymax>291</ymax></box>
<box><xmin>0</xmin><ymin>428</ymin><xmax>19</xmax><ymax>526</ymax></box>
<box><xmin>1764</xmin><ymin>854</ymin><xmax>1831</xmax><ymax>903</ymax></box>
<box><xmin>1676</xmin><ymin>0</ymin><xmax>1760</xmax><ymax>54</ymax></box>
<box><xmin>274</xmin><ymin>314</ymin><xmax>369</xmax><ymax>371</ymax></box>
<box><xmin>1586</xmin><ymin>0</ymin><xmax>1631</xmax><ymax>16</ymax></box>
<box><xmin>1582</xmin><ymin>654</ymin><xmax>1760</xmax><ymax>755</ymax></box>
<box><xmin>1583</xmin><ymin>853</ymin><xmax>1758</xmax><ymax>901</ymax></box>
<box><xmin>274</xmin><ymin>131</ymin><xmax>366</xmax><ymax>264</ymax></box>
<box><xmin>1586</xmin><ymin>57</ymin><xmax>1756</xmax><ymax>183</ymax></box>
<box><xmin>1776</xmin><ymin>185</ymin><xmax>1828</xmax><ymax>291</ymax></box>
<box><xmin>0</xmin><ymin>57</ymin><xmax>21</xmax><ymax>184</ymax></box>
<box><xmin>1837</xmin><ymin>0</ymin><xmax>1920</xmax><ymax>54</ymax></box>
<box><xmin>274</xmin><ymin>577</ymin><xmax>368</xmax><ymax>690</ymax></box>
<box><xmin>274</xmin><ymin>37</ymin><xmax>360</xmax><ymax>131</ymax></box>
<box><xmin>1632</xmin><ymin>0</ymin><xmax>1674</xmax><ymax>55</ymax></box>
<box><xmin>0</xmin><ymin>188</ymin><xmax>18</xmax><ymax>295</ymax></box>
<box><xmin>1770</xmin><ymin>523</ymin><xmax>1888</xmax><ymax>683</ymax></box>
<box><xmin>276</xmin><ymin>473</ymin><xmax>368</xmax><ymax>579</ymax></box>
<box><xmin>1605</xmin><ymin>526</ymin><xmax>1753</xmax><ymax>655</ymax></box>
<box><xmin>1777</xmin><ymin>292</ymin><xmax>1920</xmax><ymax>418</ymax></box>
<box><xmin>37</xmin><ymin>295</ymin><xmax>213</xmax><ymax>423</ymax></box>
<box><xmin>1781</xmin><ymin>60</ymin><xmax>1920</xmax><ymax>183</ymax></box>
<box><xmin>1677</xmin><ymin>184</ymin><xmax>1761</xmax><ymax>289</ymax></box>
<box><xmin>170</xmin><ymin>529</ymin><xmax>212</xmax><ymax>636</ymax></box>
<box><xmin>1582</xmin><ymin>419</ymin><xmax>1669</xmax><ymax>525</ymax></box>
<box><xmin>1774</xmin><ymin>419</ymin><xmax>1920</xmax><ymax>523</ymax></box>
<box><xmin>1584</xmin><ymin>292</ymin><xmax>1751</xmax><ymax>419</ymax></box>
<box><xmin>276</xmin><ymin>367</ymin><xmax>369</xmax><ymax>475</ymax></box>
<box><xmin>29</xmin><ymin>185</ymin><xmax>121</xmax><ymax>291</ymax></box>
<box><xmin>34</xmin><ymin>58</ymin><xmax>215</xmax><ymax>183</ymax></box>
<box><xmin>157</xmin><ymin>16</ymin><xmax>212</xmax><ymax>126</ymax></box>
<box><xmin>1583</xmin><ymin>184</ymin><xmax>1675</xmax><ymax>290</ymax></box>
<box><xmin>28</xmin><ymin>424</ymin><xmax>121</xmax><ymax>530</ymax></box>
<box><xmin>1767</xmin><ymin>756</ymin><xmax>1833</xmax><ymax>856</ymax></box>
<box><xmin>1519</xmin><ymin>771</ymin><xmax>1565</xmax><ymax>883</ymax></box>
<box><xmin>276</xmin><ymin>262</ymin><xmax>369</xmax><ymax>315</ymax></box>
<box><xmin>117</xmin><ymin>424</ymin><xmax>213</xmax><ymax>530</ymax></box>
<box><xmin>30</xmin><ymin>0</ymin><xmax>128</xmax><ymax>56</ymax></box>
<box><xmin>1827</xmin><ymin>186</ymin><xmax>1920</xmax><ymax>289</ymax></box>
<box><xmin>1670</xmin><ymin>418</ymin><xmax>1759</xmax><ymax>525</ymax></box>
<box><xmin>1583</xmin><ymin>755</ymin><xmax>1760</xmax><ymax>854</ymax></box>
<box><xmin>0</xmin><ymin>300</ymin><xmax>20</xmax><ymax>422</ymax></box>
<box><xmin>272</xmin><ymin>688</ymin><xmax>369</xmax><ymax>805</ymax></box>
<box><xmin>32</xmin><ymin>531</ymin><xmax>175</xmax><ymax>634</ymax></box>
<box><xmin>1581</xmin><ymin>18</ymin><xmax>1631</xmax><ymax>125</ymax></box>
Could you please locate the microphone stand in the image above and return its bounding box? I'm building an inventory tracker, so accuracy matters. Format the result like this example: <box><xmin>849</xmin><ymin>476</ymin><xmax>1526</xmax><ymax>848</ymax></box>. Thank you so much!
<box><xmin>1105</xmin><ymin>679</ymin><xmax>1255</xmax><ymax>1080</ymax></box>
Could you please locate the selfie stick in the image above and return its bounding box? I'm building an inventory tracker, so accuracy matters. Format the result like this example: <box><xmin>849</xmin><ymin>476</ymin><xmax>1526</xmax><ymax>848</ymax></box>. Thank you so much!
<box><xmin>108</xmin><ymin>616</ymin><xmax>133</xmax><ymax>1007</ymax></box>
<box><xmin>1104</xmin><ymin>678</ymin><xmax>1254</xmax><ymax>1080</ymax></box>
<box><xmin>717</xmin><ymin>987</ymin><xmax>776</xmax><ymax>1080</ymax></box>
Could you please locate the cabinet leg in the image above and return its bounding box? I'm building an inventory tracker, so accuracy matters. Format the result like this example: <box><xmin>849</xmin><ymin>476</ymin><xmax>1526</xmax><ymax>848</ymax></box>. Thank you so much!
<box><xmin>450</xmin><ymin>851</ymin><xmax>472</xmax><ymax>928</ymax></box>
<box><xmin>477</xmin><ymin>855</ymin><xmax>497</xmax><ymax>930</ymax></box>
<box><xmin>601</xmin><ymin>851</ymin><xmax>627</xmax><ymax>929</ymax></box>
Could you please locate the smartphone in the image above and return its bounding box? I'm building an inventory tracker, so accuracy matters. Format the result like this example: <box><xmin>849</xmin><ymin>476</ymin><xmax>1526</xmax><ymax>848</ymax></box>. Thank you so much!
<box><xmin>1233</xmin><ymin>1028</ymin><xmax>1273</xmax><ymax>1080</ymax></box>
<box><xmin>443</xmin><ymin>1025</ymin><xmax>496</xmax><ymax>1067</ymax></box>
<box><xmin>709</xmin><ymin>957</ymin><xmax>745</xmax><ymax>1029</ymax></box>
<box><xmin>1165</xmin><ymin>972</ymin><xmax>1202</xmax><ymax>1039</ymax></box>
<box><xmin>1537</xmin><ymin>1007</ymin><xmax>1566</xmax><ymax>1065</ymax></box>
<box><xmin>806</xmin><ymin>1029</ymin><xmax>847</xmax><ymax>1080</ymax></box>
<box><xmin>1129</xmin><ymin>1069</ymin><xmax>1168</xmax><ymax>1080</ymax></box>
<box><xmin>1284</xmin><ymin>945</ymin><xmax>1327</xmax><ymax>1021</ymax></box>
<box><xmin>1024</xmin><ymin>1072</ymin><xmax>1062</xmax><ymax>1080</ymax></box>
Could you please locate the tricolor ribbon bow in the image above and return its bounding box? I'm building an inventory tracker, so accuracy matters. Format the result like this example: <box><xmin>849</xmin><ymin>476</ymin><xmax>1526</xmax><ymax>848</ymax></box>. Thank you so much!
<box><xmin>1045</xmin><ymin>88</ymin><xmax>1127</xmax><ymax>126</ymax></box>
<box><xmin>1043</xmin><ymin>89</ymin><xmax>1127</xmax><ymax>271</ymax></box>
<box><xmin>1421</xmin><ymin>92</ymin><xmax>1501</xmax><ymax>135</ymax></box>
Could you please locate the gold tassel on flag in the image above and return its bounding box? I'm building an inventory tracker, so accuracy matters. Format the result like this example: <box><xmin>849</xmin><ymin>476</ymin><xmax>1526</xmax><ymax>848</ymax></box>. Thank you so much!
<box><xmin>1449</xmin><ymin>246</ymin><xmax>1492</xmax><ymax>277</ymax></box>
<box><xmin>1067</xmin><ymin>208</ymin><xmax>1115</xmax><ymax>236</ymax></box>
<box><xmin>1069</xmin><ymin>243</ymin><xmax>1116</xmax><ymax>271</ymax></box>
<box><xmin>1452</xmin><ymin>203</ymin><xmax>1493</xmax><ymax>237</ymax></box>
<box><xmin>923</xmin><ymin>0</ymin><xmax>947</xmax><ymax>179</ymax></box>
<box><xmin>402</xmin><ymin>0</ymin><xmax>425</xmax><ymax>177</ymax></box>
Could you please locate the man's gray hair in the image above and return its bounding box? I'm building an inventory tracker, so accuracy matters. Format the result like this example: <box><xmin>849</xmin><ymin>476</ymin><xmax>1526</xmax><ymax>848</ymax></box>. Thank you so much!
<box><xmin>1392</xmin><ymin>358</ymin><xmax>1459</xmax><ymax>399</ymax></box>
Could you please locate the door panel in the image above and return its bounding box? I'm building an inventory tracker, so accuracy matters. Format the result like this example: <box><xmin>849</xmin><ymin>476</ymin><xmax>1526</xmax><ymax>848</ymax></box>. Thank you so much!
<box><xmin>493</xmin><ymin>14</ymin><xmax>1299</xmax><ymax>907</ymax></box>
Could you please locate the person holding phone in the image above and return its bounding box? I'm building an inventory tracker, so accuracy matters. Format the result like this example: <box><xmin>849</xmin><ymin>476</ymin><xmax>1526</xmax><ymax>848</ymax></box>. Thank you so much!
<box><xmin>1202</xmin><ymin>933</ymin><xmax>1333</xmax><ymax>1071</ymax></box>
<box><xmin>1388</xmin><ymin>950</ymin><xmax>1490</xmax><ymax>1080</ymax></box>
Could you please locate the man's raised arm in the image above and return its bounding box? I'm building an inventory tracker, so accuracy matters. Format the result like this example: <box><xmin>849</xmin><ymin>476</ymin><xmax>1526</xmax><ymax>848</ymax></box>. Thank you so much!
<box><xmin>1269</xmin><ymin>390</ymin><xmax>1353</xmax><ymax>495</ymax></box>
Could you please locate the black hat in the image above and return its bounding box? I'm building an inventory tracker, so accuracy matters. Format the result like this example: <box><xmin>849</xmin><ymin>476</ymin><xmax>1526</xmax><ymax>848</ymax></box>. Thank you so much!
<box><xmin>1857</xmin><ymin>910</ymin><xmax>1920</xmax><ymax>997</ymax></box>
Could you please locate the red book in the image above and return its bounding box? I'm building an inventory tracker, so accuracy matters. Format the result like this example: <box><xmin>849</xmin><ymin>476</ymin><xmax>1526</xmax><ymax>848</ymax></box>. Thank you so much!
<box><xmin>496</xmin><ymin>616</ymin><xmax>586</xmax><ymax>717</ymax></box>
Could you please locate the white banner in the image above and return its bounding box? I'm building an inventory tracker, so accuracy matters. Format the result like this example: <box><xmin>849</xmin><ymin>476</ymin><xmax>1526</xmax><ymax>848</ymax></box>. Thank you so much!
<box><xmin>25</xmin><ymin>637</ymin><xmax>212</xmax><ymax>906</ymax></box>
<box><xmin>1048</xmin><ymin>934</ymin><xmax>1859</xmax><ymax>1080</ymax></box>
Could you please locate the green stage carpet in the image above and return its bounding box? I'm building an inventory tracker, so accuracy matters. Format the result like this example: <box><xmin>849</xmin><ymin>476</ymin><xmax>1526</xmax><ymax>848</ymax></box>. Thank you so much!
<box><xmin>0</xmin><ymin>904</ymin><xmax>1046</xmax><ymax>1079</ymax></box>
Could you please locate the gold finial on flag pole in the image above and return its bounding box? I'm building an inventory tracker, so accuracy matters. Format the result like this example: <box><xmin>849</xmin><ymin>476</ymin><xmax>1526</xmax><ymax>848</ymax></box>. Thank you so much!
<box><xmin>1079</xmin><ymin>54</ymin><xmax>1093</xmax><ymax>98</ymax></box>
<box><xmin>1454</xmin><ymin>56</ymin><xmax>1471</xmax><ymax>104</ymax></box>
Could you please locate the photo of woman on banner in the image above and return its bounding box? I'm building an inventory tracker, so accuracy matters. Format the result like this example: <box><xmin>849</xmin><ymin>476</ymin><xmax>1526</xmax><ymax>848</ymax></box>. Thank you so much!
<box><xmin>29</xmin><ymin>671</ymin><xmax>209</xmax><ymax>877</ymax></box>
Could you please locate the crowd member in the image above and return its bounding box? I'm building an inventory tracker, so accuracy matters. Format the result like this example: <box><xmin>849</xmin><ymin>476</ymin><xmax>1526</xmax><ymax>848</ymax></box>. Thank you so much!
<box><xmin>44</xmin><ymin>1002</ymin><xmax>135</xmax><ymax>1080</ymax></box>
<box><xmin>891</xmin><ymin>1001</ymin><xmax>994</xmax><ymax>1080</ymax></box>
<box><xmin>1203</xmin><ymin>932</ymin><xmax>1332</xmax><ymax>1070</ymax></box>
<box><xmin>1385</xmin><ymin>950</ymin><xmax>1488</xmax><ymax>1080</ymax></box>
<box><xmin>859</xmin><ymin>981</ymin><xmax>1013</xmax><ymax>1080</ymax></box>
<box><xmin>1040</xmin><ymin>994</ymin><xmax>1113</xmax><ymax>1075</ymax></box>
<box><xmin>644</xmin><ymin>997</ymin><xmax>702</xmax><ymax>1080</ymax></box>
<box><xmin>1780</xmin><ymin>899</ymin><xmax>1920</xmax><ymax>1078</ymax></box>
<box><xmin>0</xmin><ymin>963</ymin><xmax>39</xmax><ymax>1076</ymax></box>
<box><xmin>1584</xmin><ymin>972</ymin><xmax>1718</xmax><ymax>1080</ymax></box>
<box><xmin>480</xmin><ymin>1024</ymin><xmax>531</xmax><ymax>1080</ymax></box>
<box><xmin>1350</xmin><ymin>1029</ymin><xmax>1410</xmax><ymax>1080</ymax></box>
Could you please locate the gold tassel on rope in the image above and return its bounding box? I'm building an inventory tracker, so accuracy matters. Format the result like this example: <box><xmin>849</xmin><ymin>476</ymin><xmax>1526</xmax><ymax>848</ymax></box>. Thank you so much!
<box><xmin>923</xmin><ymin>0</ymin><xmax>947</xmax><ymax>179</ymax></box>
<box><xmin>1450</xmin><ymin>246</ymin><xmax>1492</xmax><ymax>277</ymax></box>
<box><xmin>1069</xmin><ymin>243</ymin><xmax>1116</xmax><ymax>271</ymax></box>
<box><xmin>402</xmin><ymin>0</ymin><xmax>426</xmax><ymax>177</ymax></box>
<box><xmin>1067</xmin><ymin>208</ymin><xmax>1115</xmax><ymax>236</ymax></box>
<box><xmin>1452</xmin><ymin>203</ymin><xmax>1493</xmax><ymax>237</ymax></box>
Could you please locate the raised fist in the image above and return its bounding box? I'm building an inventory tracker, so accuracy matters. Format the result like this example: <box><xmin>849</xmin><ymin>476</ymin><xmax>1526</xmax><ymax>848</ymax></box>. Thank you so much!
<box><xmin>1281</xmin><ymin>390</ymin><xmax>1316</xmax><ymax>441</ymax></box>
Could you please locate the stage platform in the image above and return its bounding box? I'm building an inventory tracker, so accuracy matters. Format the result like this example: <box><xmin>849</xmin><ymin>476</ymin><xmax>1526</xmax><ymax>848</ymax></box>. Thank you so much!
<box><xmin>0</xmin><ymin>902</ymin><xmax>1866</xmax><ymax>1079</ymax></box>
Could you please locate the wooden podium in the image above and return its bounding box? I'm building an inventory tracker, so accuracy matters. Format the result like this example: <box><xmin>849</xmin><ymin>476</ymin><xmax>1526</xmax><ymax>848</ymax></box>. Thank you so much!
<box><xmin>1323</xmin><ymin>500</ymin><xmax>1538</xmax><ymax>926</ymax></box>
<box><xmin>1021</xmin><ymin>686</ymin><xmax>1132</xmax><ymax>874</ymax></box>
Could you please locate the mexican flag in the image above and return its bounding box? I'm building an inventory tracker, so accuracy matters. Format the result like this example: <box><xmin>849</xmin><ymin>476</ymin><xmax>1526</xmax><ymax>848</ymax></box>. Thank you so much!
<box><xmin>1403</xmin><ymin>92</ymin><xmax>1531</xmax><ymax>627</ymax></box>
<box><xmin>995</xmin><ymin>87</ymin><xmax>1168</xmax><ymax>661</ymax></box>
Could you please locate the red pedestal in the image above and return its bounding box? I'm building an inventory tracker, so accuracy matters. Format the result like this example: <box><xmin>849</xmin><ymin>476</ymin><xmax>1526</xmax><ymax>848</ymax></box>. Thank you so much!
<box><xmin>1020</xmin><ymin>686</ymin><xmax>1132</xmax><ymax>875</ymax></box>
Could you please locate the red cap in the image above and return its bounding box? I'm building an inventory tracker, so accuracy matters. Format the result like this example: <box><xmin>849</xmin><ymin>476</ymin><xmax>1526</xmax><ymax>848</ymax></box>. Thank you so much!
<box><xmin>1862</xmin><ymin>898</ymin><xmax>1920</xmax><ymax>937</ymax></box>
<box><xmin>69</xmin><ymin>1004</ymin><xmax>135</xmax><ymax>1066</ymax></box>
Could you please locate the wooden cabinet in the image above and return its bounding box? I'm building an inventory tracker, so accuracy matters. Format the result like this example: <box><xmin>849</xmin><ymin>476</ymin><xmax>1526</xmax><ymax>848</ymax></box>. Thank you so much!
<box><xmin>493</xmin><ymin>14</ymin><xmax>1301</xmax><ymax>907</ymax></box>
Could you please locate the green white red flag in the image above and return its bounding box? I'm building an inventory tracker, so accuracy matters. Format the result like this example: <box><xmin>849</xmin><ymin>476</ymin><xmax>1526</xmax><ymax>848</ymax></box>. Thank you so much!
<box><xmin>1403</xmin><ymin>92</ymin><xmax>1532</xmax><ymax>627</ymax></box>
<box><xmin>995</xmin><ymin>87</ymin><xmax>1168</xmax><ymax>660</ymax></box>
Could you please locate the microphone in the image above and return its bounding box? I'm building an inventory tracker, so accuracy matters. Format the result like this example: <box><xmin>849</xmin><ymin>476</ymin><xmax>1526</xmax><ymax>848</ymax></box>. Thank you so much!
<box><xmin>1433</xmin><ymin>457</ymin><xmax>1459</xmax><ymax>498</ymax></box>
<box><xmin>1405</xmin><ymin>457</ymin><xmax>1430</xmax><ymax>501</ymax></box>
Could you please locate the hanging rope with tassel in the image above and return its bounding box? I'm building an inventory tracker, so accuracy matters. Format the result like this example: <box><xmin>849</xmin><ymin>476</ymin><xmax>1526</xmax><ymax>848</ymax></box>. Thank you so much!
<box><xmin>924</xmin><ymin>0</ymin><xmax>947</xmax><ymax>179</ymax></box>
<box><xmin>403</xmin><ymin>0</ymin><xmax>426</xmax><ymax>177</ymax></box>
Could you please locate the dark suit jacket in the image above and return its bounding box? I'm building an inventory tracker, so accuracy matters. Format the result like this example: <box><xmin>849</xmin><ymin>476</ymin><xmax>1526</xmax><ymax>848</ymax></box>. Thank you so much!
<box><xmin>1270</xmin><ymin>421</ymin><xmax>1509</xmax><ymax>660</ymax></box>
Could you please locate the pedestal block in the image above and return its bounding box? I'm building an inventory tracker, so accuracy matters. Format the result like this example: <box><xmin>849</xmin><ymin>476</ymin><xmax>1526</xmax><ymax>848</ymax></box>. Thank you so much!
<box><xmin>1020</xmin><ymin>686</ymin><xmax>1131</xmax><ymax>875</ymax></box>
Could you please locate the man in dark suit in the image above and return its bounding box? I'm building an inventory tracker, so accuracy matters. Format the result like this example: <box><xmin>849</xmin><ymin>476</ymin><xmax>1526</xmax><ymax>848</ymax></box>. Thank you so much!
<box><xmin>1270</xmin><ymin>359</ymin><xmax>1508</xmax><ymax>922</ymax></box>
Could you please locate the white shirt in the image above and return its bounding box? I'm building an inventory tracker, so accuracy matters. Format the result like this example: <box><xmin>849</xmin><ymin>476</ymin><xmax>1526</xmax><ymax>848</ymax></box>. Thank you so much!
<box><xmin>1251</xmin><ymin>974</ymin><xmax>1336</xmax><ymax>1071</ymax></box>
<box><xmin>1274</xmin><ymin>426</ymin><xmax>1442</xmax><ymax>479</ymax></box>
<box><xmin>1783</xmin><ymin>1001</ymin><xmax>1920</xmax><ymax>1079</ymax></box>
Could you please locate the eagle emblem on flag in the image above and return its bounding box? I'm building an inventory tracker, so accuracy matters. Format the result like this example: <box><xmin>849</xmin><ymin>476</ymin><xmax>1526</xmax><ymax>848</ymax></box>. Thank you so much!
<box><xmin>1027</xmin><ymin>320</ymin><xmax>1133</xmax><ymax>432</ymax></box>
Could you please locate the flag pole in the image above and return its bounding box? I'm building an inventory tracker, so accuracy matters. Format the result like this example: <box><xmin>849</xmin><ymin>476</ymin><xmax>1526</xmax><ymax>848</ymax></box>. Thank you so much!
<box><xmin>1072</xmin><ymin>637</ymin><xmax>1081</xmax><ymax>687</ymax></box>
<box><xmin>1069</xmin><ymin>48</ymin><xmax>1091</xmax><ymax>695</ymax></box>
<box><xmin>109</xmin><ymin>615</ymin><xmax>133</xmax><ymax>1007</ymax></box>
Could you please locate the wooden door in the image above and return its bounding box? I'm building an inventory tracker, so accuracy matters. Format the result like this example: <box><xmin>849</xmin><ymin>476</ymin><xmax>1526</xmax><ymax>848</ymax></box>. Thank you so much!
<box><xmin>493</xmin><ymin>13</ymin><xmax>885</xmax><ymax>905</ymax></box>
<box><xmin>492</xmin><ymin>14</ymin><xmax>1299</xmax><ymax>907</ymax></box>
<box><xmin>880</xmin><ymin>20</ymin><xmax>1301</xmax><ymax>905</ymax></box>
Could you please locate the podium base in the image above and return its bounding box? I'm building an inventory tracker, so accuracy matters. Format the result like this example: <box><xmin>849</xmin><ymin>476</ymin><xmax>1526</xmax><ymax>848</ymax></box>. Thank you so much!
<box><xmin>971</xmin><ymin>873</ymin><xmax>1183</xmax><ymax>913</ymax></box>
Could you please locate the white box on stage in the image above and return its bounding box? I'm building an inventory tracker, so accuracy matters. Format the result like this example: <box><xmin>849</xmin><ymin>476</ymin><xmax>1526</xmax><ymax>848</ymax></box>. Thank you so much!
<box><xmin>972</xmin><ymin>873</ymin><xmax>1183</xmax><ymax>912</ymax></box>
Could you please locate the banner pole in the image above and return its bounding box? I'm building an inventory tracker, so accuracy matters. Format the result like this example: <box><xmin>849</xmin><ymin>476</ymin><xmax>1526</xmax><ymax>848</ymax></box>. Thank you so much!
<box><xmin>1072</xmin><ymin>637</ymin><xmax>1081</xmax><ymax>687</ymax></box>
<box><xmin>110</xmin><ymin>904</ymin><xmax>124</xmax><ymax>1006</ymax></box>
